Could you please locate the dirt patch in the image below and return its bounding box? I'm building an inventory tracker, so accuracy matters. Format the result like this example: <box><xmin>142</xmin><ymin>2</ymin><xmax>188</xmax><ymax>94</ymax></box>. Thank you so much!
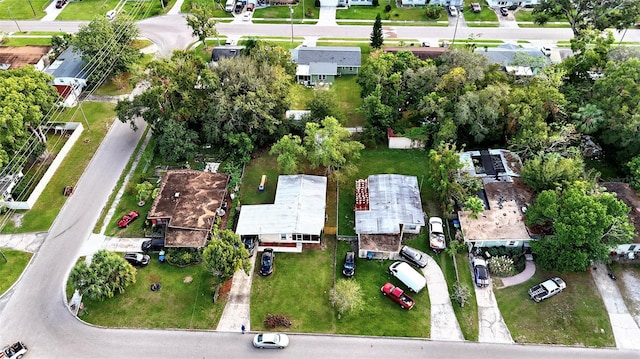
<box><xmin>218</xmin><ymin>278</ymin><xmax>233</xmax><ymax>295</ymax></box>
<box><xmin>183</xmin><ymin>276</ymin><xmax>193</xmax><ymax>283</ymax></box>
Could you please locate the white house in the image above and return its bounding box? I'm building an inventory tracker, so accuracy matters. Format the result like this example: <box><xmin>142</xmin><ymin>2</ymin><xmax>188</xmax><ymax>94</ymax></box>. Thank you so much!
<box><xmin>235</xmin><ymin>175</ymin><xmax>327</xmax><ymax>252</ymax></box>
<box><xmin>355</xmin><ymin>174</ymin><xmax>425</xmax><ymax>259</ymax></box>
<box><xmin>44</xmin><ymin>46</ymin><xmax>88</xmax><ymax>107</ymax></box>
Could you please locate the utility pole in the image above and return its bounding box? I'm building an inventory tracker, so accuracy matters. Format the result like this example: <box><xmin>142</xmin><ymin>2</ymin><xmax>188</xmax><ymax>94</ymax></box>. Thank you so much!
<box><xmin>290</xmin><ymin>6</ymin><xmax>294</xmax><ymax>43</ymax></box>
<box><xmin>302</xmin><ymin>0</ymin><xmax>305</xmax><ymax>23</ymax></box>
<box><xmin>7</xmin><ymin>7</ymin><xmax>22</xmax><ymax>33</ymax></box>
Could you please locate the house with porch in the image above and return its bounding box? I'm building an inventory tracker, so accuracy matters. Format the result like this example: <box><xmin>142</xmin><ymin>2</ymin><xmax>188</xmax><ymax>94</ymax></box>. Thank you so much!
<box><xmin>44</xmin><ymin>46</ymin><xmax>88</xmax><ymax>107</ymax></box>
<box><xmin>291</xmin><ymin>46</ymin><xmax>361</xmax><ymax>85</ymax></box>
<box><xmin>457</xmin><ymin>149</ymin><xmax>534</xmax><ymax>250</ymax></box>
<box><xmin>235</xmin><ymin>174</ymin><xmax>327</xmax><ymax>252</ymax></box>
<box><xmin>355</xmin><ymin>174</ymin><xmax>425</xmax><ymax>259</ymax></box>
<box><xmin>147</xmin><ymin>170</ymin><xmax>230</xmax><ymax>248</ymax></box>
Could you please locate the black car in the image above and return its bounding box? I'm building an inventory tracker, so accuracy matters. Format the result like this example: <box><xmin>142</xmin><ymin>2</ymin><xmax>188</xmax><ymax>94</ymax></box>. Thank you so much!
<box><xmin>141</xmin><ymin>238</ymin><xmax>165</xmax><ymax>253</ymax></box>
<box><xmin>499</xmin><ymin>7</ymin><xmax>509</xmax><ymax>16</ymax></box>
<box><xmin>243</xmin><ymin>238</ymin><xmax>258</xmax><ymax>258</ymax></box>
<box><xmin>55</xmin><ymin>0</ymin><xmax>67</xmax><ymax>9</ymax></box>
<box><xmin>124</xmin><ymin>252</ymin><xmax>150</xmax><ymax>266</ymax></box>
<box><xmin>342</xmin><ymin>251</ymin><xmax>356</xmax><ymax>277</ymax></box>
<box><xmin>260</xmin><ymin>248</ymin><xmax>274</xmax><ymax>276</ymax></box>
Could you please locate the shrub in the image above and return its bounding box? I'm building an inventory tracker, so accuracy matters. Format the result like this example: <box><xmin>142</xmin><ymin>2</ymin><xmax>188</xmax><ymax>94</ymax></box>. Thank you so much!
<box><xmin>372</xmin><ymin>0</ymin><xmax>379</xmax><ymax>6</ymax></box>
<box><xmin>384</xmin><ymin>4</ymin><xmax>391</xmax><ymax>12</ymax></box>
<box><xmin>488</xmin><ymin>255</ymin><xmax>515</xmax><ymax>277</ymax></box>
<box><xmin>165</xmin><ymin>247</ymin><xmax>203</xmax><ymax>266</ymax></box>
<box><xmin>264</xmin><ymin>314</ymin><xmax>292</xmax><ymax>329</ymax></box>
<box><xmin>424</xmin><ymin>4</ymin><xmax>442</xmax><ymax>19</ymax></box>
<box><xmin>451</xmin><ymin>282</ymin><xmax>470</xmax><ymax>307</ymax></box>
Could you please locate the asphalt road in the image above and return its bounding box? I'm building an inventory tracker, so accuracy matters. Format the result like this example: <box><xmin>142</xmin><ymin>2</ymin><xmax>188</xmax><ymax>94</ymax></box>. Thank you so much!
<box><xmin>1</xmin><ymin>16</ymin><xmax>640</xmax><ymax>358</ymax></box>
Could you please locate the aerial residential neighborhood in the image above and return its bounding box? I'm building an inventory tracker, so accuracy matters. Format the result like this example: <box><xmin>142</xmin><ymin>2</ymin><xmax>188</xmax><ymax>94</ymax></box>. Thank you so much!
<box><xmin>1</xmin><ymin>0</ymin><xmax>640</xmax><ymax>357</ymax></box>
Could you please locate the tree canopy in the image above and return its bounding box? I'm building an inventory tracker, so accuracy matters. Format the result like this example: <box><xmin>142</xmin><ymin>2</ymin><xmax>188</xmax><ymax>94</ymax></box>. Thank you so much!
<box><xmin>185</xmin><ymin>4</ymin><xmax>218</xmax><ymax>49</ymax></box>
<box><xmin>69</xmin><ymin>250</ymin><xmax>136</xmax><ymax>301</ymax></box>
<box><xmin>0</xmin><ymin>66</ymin><xmax>58</xmax><ymax>170</ymax></box>
<box><xmin>526</xmin><ymin>182</ymin><xmax>634</xmax><ymax>272</ymax></box>
<box><xmin>202</xmin><ymin>228</ymin><xmax>251</xmax><ymax>283</ymax></box>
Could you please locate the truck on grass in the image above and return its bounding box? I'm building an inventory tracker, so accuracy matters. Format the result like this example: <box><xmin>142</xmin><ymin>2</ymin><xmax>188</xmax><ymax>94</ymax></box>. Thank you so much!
<box><xmin>528</xmin><ymin>277</ymin><xmax>566</xmax><ymax>302</ymax></box>
<box><xmin>381</xmin><ymin>282</ymin><xmax>415</xmax><ymax>310</ymax></box>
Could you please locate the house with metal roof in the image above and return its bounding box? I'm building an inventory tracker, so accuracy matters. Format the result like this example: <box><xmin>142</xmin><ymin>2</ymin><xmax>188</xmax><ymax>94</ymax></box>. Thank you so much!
<box><xmin>147</xmin><ymin>170</ymin><xmax>230</xmax><ymax>248</ymax></box>
<box><xmin>355</xmin><ymin>174</ymin><xmax>425</xmax><ymax>259</ymax></box>
<box><xmin>235</xmin><ymin>175</ymin><xmax>327</xmax><ymax>253</ymax></box>
<box><xmin>291</xmin><ymin>46</ymin><xmax>361</xmax><ymax>85</ymax></box>
<box><xmin>474</xmin><ymin>43</ymin><xmax>551</xmax><ymax>76</ymax></box>
<box><xmin>44</xmin><ymin>46</ymin><xmax>88</xmax><ymax>107</ymax></box>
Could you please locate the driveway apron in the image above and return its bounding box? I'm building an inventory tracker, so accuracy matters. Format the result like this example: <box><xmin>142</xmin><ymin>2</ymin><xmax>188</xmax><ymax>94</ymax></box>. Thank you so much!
<box><xmin>475</xmin><ymin>283</ymin><xmax>513</xmax><ymax>343</ymax></box>
<box><xmin>422</xmin><ymin>256</ymin><xmax>464</xmax><ymax>341</ymax></box>
<box><xmin>216</xmin><ymin>253</ymin><xmax>257</xmax><ymax>332</ymax></box>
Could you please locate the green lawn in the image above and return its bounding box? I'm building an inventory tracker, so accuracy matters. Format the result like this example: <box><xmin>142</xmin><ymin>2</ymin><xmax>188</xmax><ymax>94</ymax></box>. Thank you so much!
<box><xmin>76</xmin><ymin>260</ymin><xmax>225</xmax><ymax>329</ymax></box>
<box><xmin>56</xmin><ymin>0</ymin><xmax>174</xmax><ymax>21</ymax></box>
<box><xmin>336</xmin><ymin>4</ymin><xmax>439</xmax><ymax>22</ymax></box>
<box><xmin>0</xmin><ymin>250</ymin><xmax>33</xmax><ymax>295</ymax></box>
<box><xmin>495</xmin><ymin>269</ymin><xmax>614</xmax><ymax>346</ymax></box>
<box><xmin>514</xmin><ymin>8</ymin><xmax>565</xmax><ymax>23</ymax></box>
<box><xmin>338</xmin><ymin>148</ymin><xmax>433</xmax><ymax>236</ymax></box>
<box><xmin>1</xmin><ymin>102</ymin><xmax>117</xmax><ymax>234</ymax></box>
<box><xmin>1</xmin><ymin>37</ymin><xmax>53</xmax><ymax>46</ymax></box>
<box><xmin>253</xmin><ymin>0</ymin><xmax>318</xmax><ymax>20</ymax></box>
<box><xmin>450</xmin><ymin>251</ymin><xmax>479</xmax><ymax>340</ymax></box>
<box><xmin>0</xmin><ymin>0</ymin><xmax>48</xmax><ymax>20</ymax></box>
<box><xmin>329</xmin><ymin>75</ymin><xmax>365</xmax><ymax>127</ymax></box>
<box><xmin>462</xmin><ymin>4</ymin><xmax>498</xmax><ymax>22</ymax></box>
<box><xmin>239</xmin><ymin>151</ymin><xmax>280</xmax><ymax>206</ymax></box>
<box><xmin>183</xmin><ymin>0</ymin><xmax>238</xmax><ymax>18</ymax></box>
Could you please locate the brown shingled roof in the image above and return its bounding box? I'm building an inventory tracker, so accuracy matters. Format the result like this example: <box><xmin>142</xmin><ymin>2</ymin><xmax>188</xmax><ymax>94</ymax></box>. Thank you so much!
<box><xmin>0</xmin><ymin>46</ymin><xmax>51</xmax><ymax>69</ymax></box>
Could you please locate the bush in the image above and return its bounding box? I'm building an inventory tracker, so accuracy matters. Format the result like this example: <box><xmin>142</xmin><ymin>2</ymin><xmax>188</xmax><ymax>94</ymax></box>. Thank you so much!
<box><xmin>165</xmin><ymin>247</ymin><xmax>203</xmax><ymax>266</ymax></box>
<box><xmin>384</xmin><ymin>4</ymin><xmax>391</xmax><ymax>12</ymax></box>
<box><xmin>424</xmin><ymin>4</ymin><xmax>443</xmax><ymax>19</ymax></box>
<box><xmin>484</xmin><ymin>246</ymin><xmax>525</xmax><ymax>272</ymax></box>
<box><xmin>372</xmin><ymin>0</ymin><xmax>379</xmax><ymax>6</ymax></box>
<box><xmin>264</xmin><ymin>314</ymin><xmax>292</xmax><ymax>329</ymax></box>
<box><xmin>451</xmin><ymin>282</ymin><xmax>471</xmax><ymax>307</ymax></box>
<box><xmin>488</xmin><ymin>255</ymin><xmax>515</xmax><ymax>277</ymax></box>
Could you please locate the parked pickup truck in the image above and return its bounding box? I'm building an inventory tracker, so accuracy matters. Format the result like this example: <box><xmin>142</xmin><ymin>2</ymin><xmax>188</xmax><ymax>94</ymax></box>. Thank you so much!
<box><xmin>1</xmin><ymin>341</ymin><xmax>27</xmax><ymax>359</ymax></box>
<box><xmin>528</xmin><ymin>277</ymin><xmax>566</xmax><ymax>302</ymax></box>
<box><xmin>381</xmin><ymin>282</ymin><xmax>415</xmax><ymax>310</ymax></box>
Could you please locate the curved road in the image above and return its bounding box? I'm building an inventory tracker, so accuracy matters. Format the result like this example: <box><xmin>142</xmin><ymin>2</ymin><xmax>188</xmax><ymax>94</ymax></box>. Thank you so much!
<box><xmin>1</xmin><ymin>16</ymin><xmax>640</xmax><ymax>358</ymax></box>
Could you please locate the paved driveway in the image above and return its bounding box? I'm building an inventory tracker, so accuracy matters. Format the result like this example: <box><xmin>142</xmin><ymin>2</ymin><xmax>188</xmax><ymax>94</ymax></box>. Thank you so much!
<box><xmin>422</xmin><ymin>256</ymin><xmax>464</xmax><ymax>341</ymax></box>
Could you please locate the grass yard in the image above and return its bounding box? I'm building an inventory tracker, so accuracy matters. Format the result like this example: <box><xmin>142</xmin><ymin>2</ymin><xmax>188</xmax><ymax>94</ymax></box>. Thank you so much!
<box><xmin>449</xmin><ymin>251</ymin><xmax>479</xmax><ymax>340</ymax></box>
<box><xmin>77</xmin><ymin>260</ymin><xmax>225</xmax><ymax>329</ymax></box>
<box><xmin>253</xmin><ymin>0</ymin><xmax>318</xmax><ymax>20</ymax></box>
<box><xmin>239</xmin><ymin>152</ymin><xmax>280</xmax><ymax>206</ymax></box>
<box><xmin>0</xmin><ymin>250</ymin><xmax>32</xmax><ymax>295</ymax></box>
<box><xmin>183</xmin><ymin>0</ymin><xmax>235</xmax><ymax>17</ymax></box>
<box><xmin>333</xmin><ymin>240</ymin><xmax>431</xmax><ymax>336</ymax></box>
<box><xmin>0</xmin><ymin>36</ymin><xmax>53</xmax><ymax>46</ymax></box>
<box><xmin>1</xmin><ymin>102</ymin><xmax>117</xmax><ymax>234</ymax></box>
<box><xmin>514</xmin><ymin>8</ymin><xmax>566</xmax><ymax>23</ymax></box>
<box><xmin>461</xmin><ymin>6</ymin><xmax>498</xmax><ymax>22</ymax></box>
<box><xmin>495</xmin><ymin>269</ymin><xmax>615</xmax><ymax>347</ymax></box>
<box><xmin>330</xmin><ymin>75</ymin><xmax>365</xmax><ymax>127</ymax></box>
<box><xmin>56</xmin><ymin>0</ymin><xmax>173</xmax><ymax>21</ymax></box>
<box><xmin>338</xmin><ymin>148</ymin><xmax>433</xmax><ymax>236</ymax></box>
<box><xmin>335</xmin><ymin>4</ymin><xmax>440</xmax><ymax>22</ymax></box>
<box><xmin>251</xmin><ymin>239</ymin><xmax>336</xmax><ymax>333</ymax></box>
<box><xmin>0</xmin><ymin>0</ymin><xmax>48</xmax><ymax>20</ymax></box>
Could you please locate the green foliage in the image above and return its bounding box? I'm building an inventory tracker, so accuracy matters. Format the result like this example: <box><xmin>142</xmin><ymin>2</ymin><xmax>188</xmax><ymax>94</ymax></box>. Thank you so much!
<box><xmin>527</xmin><ymin>183</ymin><xmax>635</xmax><ymax>272</ymax></box>
<box><xmin>628</xmin><ymin>156</ymin><xmax>640</xmax><ymax>191</ymax></box>
<box><xmin>330</xmin><ymin>279</ymin><xmax>364</xmax><ymax>315</ymax></box>
<box><xmin>0</xmin><ymin>66</ymin><xmax>57</xmax><ymax>169</ymax></box>
<box><xmin>51</xmin><ymin>33</ymin><xmax>74</xmax><ymax>59</ymax></box>
<box><xmin>202</xmin><ymin>228</ymin><xmax>250</xmax><ymax>283</ymax></box>
<box><xmin>424</xmin><ymin>4</ymin><xmax>443</xmax><ymax>19</ymax></box>
<box><xmin>270</xmin><ymin>134</ymin><xmax>305</xmax><ymax>174</ymax></box>
<box><xmin>426</xmin><ymin>143</ymin><xmax>464</xmax><ymax>215</ymax></box>
<box><xmin>165</xmin><ymin>247</ymin><xmax>203</xmax><ymax>266</ymax></box>
<box><xmin>450</xmin><ymin>281</ymin><xmax>471</xmax><ymax>307</ymax></box>
<box><xmin>307</xmin><ymin>89</ymin><xmax>344</xmax><ymax>124</ymax></box>
<box><xmin>520</xmin><ymin>153</ymin><xmax>584</xmax><ymax>193</ymax></box>
<box><xmin>487</xmin><ymin>255</ymin><xmax>515</xmax><ymax>276</ymax></box>
<box><xmin>358</xmin><ymin>84</ymin><xmax>395</xmax><ymax>142</ymax></box>
<box><xmin>463</xmin><ymin>196</ymin><xmax>485</xmax><ymax>219</ymax></box>
<box><xmin>69</xmin><ymin>250</ymin><xmax>136</xmax><ymax>301</ymax></box>
<box><xmin>185</xmin><ymin>4</ymin><xmax>218</xmax><ymax>49</ymax></box>
<box><xmin>370</xmin><ymin>14</ymin><xmax>384</xmax><ymax>49</ymax></box>
<box><xmin>571</xmin><ymin>104</ymin><xmax>605</xmax><ymax>134</ymax></box>
<box><xmin>384</xmin><ymin>4</ymin><xmax>391</xmax><ymax>12</ymax></box>
<box><xmin>73</xmin><ymin>16</ymin><xmax>141</xmax><ymax>88</ymax></box>
<box><xmin>135</xmin><ymin>181</ymin><xmax>156</xmax><ymax>202</ymax></box>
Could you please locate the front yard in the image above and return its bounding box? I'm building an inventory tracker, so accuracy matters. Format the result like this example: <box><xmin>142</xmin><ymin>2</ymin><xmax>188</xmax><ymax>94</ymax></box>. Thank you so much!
<box><xmin>0</xmin><ymin>250</ymin><xmax>32</xmax><ymax>295</ymax></box>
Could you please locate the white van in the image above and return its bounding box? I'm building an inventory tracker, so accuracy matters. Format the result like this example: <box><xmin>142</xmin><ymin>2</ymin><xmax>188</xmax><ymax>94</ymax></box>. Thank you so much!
<box><xmin>389</xmin><ymin>261</ymin><xmax>426</xmax><ymax>293</ymax></box>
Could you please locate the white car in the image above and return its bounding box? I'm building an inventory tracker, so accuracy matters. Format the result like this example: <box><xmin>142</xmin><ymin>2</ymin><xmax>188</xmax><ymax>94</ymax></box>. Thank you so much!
<box><xmin>429</xmin><ymin>216</ymin><xmax>446</xmax><ymax>252</ymax></box>
<box><xmin>253</xmin><ymin>333</ymin><xmax>289</xmax><ymax>349</ymax></box>
<box><xmin>242</xmin><ymin>12</ymin><xmax>252</xmax><ymax>21</ymax></box>
<box><xmin>105</xmin><ymin>10</ymin><xmax>116</xmax><ymax>21</ymax></box>
<box><xmin>449</xmin><ymin>6</ymin><xmax>459</xmax><ymax>17</ymax></box>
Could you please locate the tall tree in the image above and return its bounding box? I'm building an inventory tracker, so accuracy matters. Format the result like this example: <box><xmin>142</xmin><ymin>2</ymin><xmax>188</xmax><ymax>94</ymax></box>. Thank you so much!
<box><xmin>533</xmin><ymin>0</ymin><xmax>640</xmax><ymax>36</ymax></box>
<box><xmin>269</xmin><ymin>134</ymin><xmax>305</xmax><ymax>174</ymax></box>
<box><xmin>202</xmin><ymin>228</ymin><xmax>251</xmax><ymax>283</ymax></box>
<box><xmin>307</xmin><ymin>89</ymin><xmax>344</xmax><ymax>124</ymax></box>
<box><xmin>329</xmin><ymin>279</ymin><xmax>364</xmax><ymax>315</ymax></box>
<box><xmin>426</xmin><ymin>143</ymin><xmax>464</xmax><ymax>215</ymax></box>
<box><xmin>69</xmin><ymin>250</ymin><xmax>136</xmax><ymax>301</ymax></box>
<box><xmin>526</xmin><ymin>182</ymin><xmax>634</xmax><ymax>272</ymax></box>
<box><xmin>358</xmin><ymin>84</ymin><xmax>395</xmax><ymax>142</ymax></box>
<box><xmin>454</xmin><ymin>83</ymin><xmax>510</xmax><ymax>144</ymax></box>
<box><xmin>0</xmin><ymin>67</ymin><xmax>58</xmax><ymax>169</ymax></box>
<box><xmin>185</xmin><ymin>4</ymin><xmax>218</xmax><ymax>49</ymax></box>
<box><xmin>370</xmin><ymin>13</ymin><xmax>384</xmax><ymax>49</ymax></box>
<box><xmin>73</xmin><ymin>16</ymin><xmax>141</xmax><ymax>88</ymax></box>
<box><xmin>520</xmin><ymin>152</ymin><xmax>584</xmax><ymax>193</ymax></box>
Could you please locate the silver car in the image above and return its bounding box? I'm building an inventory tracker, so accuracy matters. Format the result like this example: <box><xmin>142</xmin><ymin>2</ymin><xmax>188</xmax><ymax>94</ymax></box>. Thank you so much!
<box><xmin>400</xmin><ymin>245</ymin><xmax>428</xmax><ymax>268</ymax></box>
<box><xmin>253</xmin><ymin>333</ymin><xmax>289</xmax><ymax>349</ymax></box>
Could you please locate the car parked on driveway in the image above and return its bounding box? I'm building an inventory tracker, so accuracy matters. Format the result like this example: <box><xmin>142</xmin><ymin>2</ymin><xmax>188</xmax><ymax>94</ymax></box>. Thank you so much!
<box><xmin>124</xmin><ymin>252</ymin><xmax>150</xmax><ymax>266</ymax></box>
<box><xmin>342</xmin><ymin>251</ymin><xmax>355</xmax><ymax>277</ymax></box>
<box><xmin>499</xmin><ymin>7</ymin><xmax>509</xmax><ymax>16</ymax></box>
<box><xmin>253</xmin><ymin>333</ymin><xmax>289</xmax><ymax>349</ymax></box>
<box><xmin>55</xmin><ymin>0</ymin><xmax>67</xmax><ymax>9</ymax></box>
<box><xmin>471</xmin><ymin>3</ymin><xmax>481</xmax><ymax>12</ymax></box>
<box><xmin>243</xmin><ymin>238</ymin><xmax>257</xmax><ymax>258</ymax></box>
<box><xmin>429</xmin><ymin>216</ymin><xmax>446</xmax><ymax>253</ymax></box>
<box><xmin>118</xmin><ymin>211</ymin><xmax>139</xmax><ymax>228</ymax></box>
<box><xmin>400</xmin><ymin>245</ymin><xmax>428</xmax><ymax>268</ymax></box>
<box><xmin>472</xmin><ymin>257</ymin><xmax>490</xmax><ymax>287</ymax></box>
<box><xmin>448</xmin><ymin>5</ymin><xmax>459</xmax><ymax>17</ymax></box>
<box><xmin>260</xmin><ymin>248</ymin><xmax>274</xmax><ymax>276</ymax></box>
<box><xmin>141</xmin><ymin>238</ymin><xmax>165</xmax><ymax>253</ymax></box>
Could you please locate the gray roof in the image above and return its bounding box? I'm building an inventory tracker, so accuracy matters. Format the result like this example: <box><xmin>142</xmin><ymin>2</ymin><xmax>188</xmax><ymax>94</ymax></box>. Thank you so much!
<box><xmin>235</xmin><ymin>175</ymin><xmax>327</xmax><ymax>236</ymax></box>
<box><xmin>295</xmin><ymin>46</ymin><xmax>361</xmax><ymax>67</ymax></box>
<box><xmin>355</xmin><ymin>174</ymin><xmax>425</xmax><ymax>234</ymax></box>
<box><xmin>44</xmin><ymin>46</ymin><xmax>88</xmax><ymax>80</ymax></box>
<box><xmin>309</xmin><ymin>62</ymin><xmax>337</xmax><ymax>75</ymax></box>
<box><xmin>210</xmin><ymin>45</ymin><xmax>245</xmax><ymax>62</ymax></box>
<box><xmin>474</xmin><ymin>43</ymin><xmax>548</xmax><ymax>67</ymax></box>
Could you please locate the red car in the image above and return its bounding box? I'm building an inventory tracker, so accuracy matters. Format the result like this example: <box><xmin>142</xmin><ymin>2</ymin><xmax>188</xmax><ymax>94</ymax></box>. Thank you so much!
<box><xmin>118</xmin><ymin>211</ymin><xmax>139</xmax><ymax>228</ymax></box>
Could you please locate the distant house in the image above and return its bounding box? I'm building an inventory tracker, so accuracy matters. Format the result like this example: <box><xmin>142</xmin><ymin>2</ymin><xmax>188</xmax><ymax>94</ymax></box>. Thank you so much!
<box><xmin>457</xmin><ymin>149</ymin><xmax>534</xmax><ymax>249</ymax></box>
<box><xmin>387</xmin><ymin>128</ymin><xmax>424</xmax><ymax>149</ymax></box>
<box><xmin>235</xmin><ymin>175</ymin><xmax>327</xmax><ymax>253</ymax></box>
<box><xmin>400</xmin><ymin>0</ymin><xmax>426</xmax><ymax>6</ymax></box>
<box><xmin>355</xmin><ymin>174</ymin><xmax>425</xmax><ymax>259</ymax></box>
<box><xmin>474</xmin><ymin>43</ymin><xmax>550</xmax><ymax>76</ymax></box>
<box><xmin>44</xmin><ymin>46</ymin><xmax>88</xmax><ymax>107</ymax></box>
<box><xmin>210</xmin><ymin>45</ymin><xmax>245</xmax><ymax>62</ymax></box>
<box><xmin>383</xmin><ymin>46</ymin><xmax>449</xmax><ymax>60</ymax></box>
<box><xmin>602</xmin><ymin>182</ymin><xmax>640</xmax><ymax>261</ymax></box>
<box><xmin>0</xmin><ymin>46</ymin><xmax>51</xmax><ymax>71</ymax></box>
<box><xmin>291</xmin><ymin>46</ymin><xmax>361</xmax><ymax>85</ymax></box>
<box><xmin>484</xmin><ymin>0</ymin><xmax>539</xmax><ymax>7</ymax></box>
<box><xmin>147</xmin><ymin>170</ymin><xmax>230</xmax><ymax>248</ymax></box>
